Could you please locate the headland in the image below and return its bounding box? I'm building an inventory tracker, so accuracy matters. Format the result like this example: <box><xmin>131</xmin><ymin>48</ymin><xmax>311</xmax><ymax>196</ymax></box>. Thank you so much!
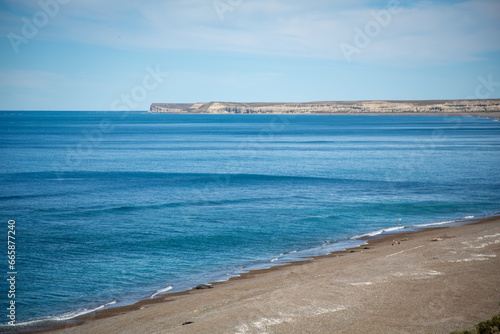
<box><xmin>149</xmin><ymin>100</ymin><xmax>500</xmax><ymax>118</ymax></box>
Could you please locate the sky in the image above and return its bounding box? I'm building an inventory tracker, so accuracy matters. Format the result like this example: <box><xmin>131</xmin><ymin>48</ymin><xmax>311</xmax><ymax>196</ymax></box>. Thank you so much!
<box><xmin>0</xmin><ymin>0</ymin><xmax>499</xmax><ymax>111</ymax></box>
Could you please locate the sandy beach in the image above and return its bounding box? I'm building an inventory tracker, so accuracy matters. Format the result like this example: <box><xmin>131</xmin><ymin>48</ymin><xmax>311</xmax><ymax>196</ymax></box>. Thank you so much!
<box><xmin>34</xmin><ymin>217</ymin><xmax>500</xmax><ymax>334</ymax></box>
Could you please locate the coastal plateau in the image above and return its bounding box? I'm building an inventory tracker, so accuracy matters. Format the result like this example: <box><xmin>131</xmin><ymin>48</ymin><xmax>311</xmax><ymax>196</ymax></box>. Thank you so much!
<box><xmin>149</xmin><ymin>99</ymin><xmax>500</xmax><ymax>115</ymax></box>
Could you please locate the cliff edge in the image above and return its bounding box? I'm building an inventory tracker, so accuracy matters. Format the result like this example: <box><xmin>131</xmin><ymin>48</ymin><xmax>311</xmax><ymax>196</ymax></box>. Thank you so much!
<box><xmin>149</xmin><ymin>100</ymin><xmax>500</xmax><ymax>115</ymax></box>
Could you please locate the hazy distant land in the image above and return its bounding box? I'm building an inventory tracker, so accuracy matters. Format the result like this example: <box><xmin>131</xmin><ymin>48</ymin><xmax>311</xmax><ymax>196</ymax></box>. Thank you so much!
<box><xmin>150</xmin><ymin>100</ymin><xmax>500</xmax><ymax>116</ymax></box>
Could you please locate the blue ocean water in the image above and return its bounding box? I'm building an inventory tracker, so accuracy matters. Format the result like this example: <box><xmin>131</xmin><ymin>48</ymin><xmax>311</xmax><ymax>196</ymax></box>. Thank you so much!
<box><xmin>0</xmin><ymin>111</ymin><xmax>499</xmax><ymax>328</ymax></box>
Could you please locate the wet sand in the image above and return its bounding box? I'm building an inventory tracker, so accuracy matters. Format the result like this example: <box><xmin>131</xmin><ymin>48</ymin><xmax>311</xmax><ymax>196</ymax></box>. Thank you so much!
<box><xmin>40</xmin><ymin>217</ymin><xmax>500</xmax><ymax>334</ymax></box>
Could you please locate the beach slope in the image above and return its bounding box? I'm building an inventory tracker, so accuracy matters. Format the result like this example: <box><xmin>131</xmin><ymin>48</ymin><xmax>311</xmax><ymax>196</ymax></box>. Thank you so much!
<box><xmin>47</xmin><ymin>217</ymin><xmax>500</xmax><ymax>334</ymax></box>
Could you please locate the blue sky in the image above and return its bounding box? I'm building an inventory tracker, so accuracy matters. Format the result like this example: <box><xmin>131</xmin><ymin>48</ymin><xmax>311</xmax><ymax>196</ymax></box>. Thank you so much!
<box><xmin>0</xmin><ymin>0</ymin><xmax>499</xmax><ymax>110</ymax></box>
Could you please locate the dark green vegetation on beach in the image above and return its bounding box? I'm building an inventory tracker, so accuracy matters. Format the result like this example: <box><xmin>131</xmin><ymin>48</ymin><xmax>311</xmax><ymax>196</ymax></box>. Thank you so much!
<box><xmin>450</xmin><ymin>312</ymin><xmax>500</xmax><ymax>334</ymax></box>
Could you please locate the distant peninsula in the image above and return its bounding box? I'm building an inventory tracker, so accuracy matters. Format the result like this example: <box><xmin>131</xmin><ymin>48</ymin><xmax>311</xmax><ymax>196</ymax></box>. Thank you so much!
<box><xmin>149</xmin><ymin>100</ymin><xmax>500</xmax><ymax>117</ymax></box>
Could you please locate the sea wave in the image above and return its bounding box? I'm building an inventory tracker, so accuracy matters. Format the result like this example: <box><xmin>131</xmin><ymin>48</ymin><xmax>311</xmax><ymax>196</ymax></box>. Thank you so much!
<box><xmin>1</xmin><ymin>170</ymin><xmax>427</xmax><ymax>187</ymax></box>
<box><xmin>6</xmin><ymin>301</ymin><xmax>117</xmax><ymax>327</ymax></box>
<box><xmin>351</xmin><ymin>214</ymin><xmax>480</xmax><ymax>240</ymax></box>
<box><xmin>351</xmin><ymin>225</ymin><xmax>407</xmax><ymax>239</ymax></box>
<box><xmin>44</xmin><ymin>195</ymin><xmax>298</xmax><ymax>216</ymax></box>
<box><xmin>150</xmin><ymin>286</ymin><xmax>173</xmax><ymax>299</ymax></box>
<box><xmin>413</xmin><ymin>220</ymin><xmax>457</xmax><ymax>228</ymax></box>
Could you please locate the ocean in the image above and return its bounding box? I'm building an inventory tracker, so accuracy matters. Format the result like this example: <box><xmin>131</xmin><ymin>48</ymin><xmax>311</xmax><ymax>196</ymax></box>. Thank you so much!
<box><xmin>1</xmin><ymin>111</ymin><xmax>499</xmax><ymax>329</ymax></box>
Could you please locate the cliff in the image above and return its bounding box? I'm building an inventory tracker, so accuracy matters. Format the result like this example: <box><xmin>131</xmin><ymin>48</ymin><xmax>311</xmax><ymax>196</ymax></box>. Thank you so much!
<box><xmin>149</xmin><ymin>100</ymin><xmax>500</xmax><ymax>115</ymax></box>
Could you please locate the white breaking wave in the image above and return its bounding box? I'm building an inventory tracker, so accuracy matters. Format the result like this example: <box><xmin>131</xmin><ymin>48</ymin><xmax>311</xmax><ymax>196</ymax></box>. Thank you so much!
<box><xmin>10</xmin><ymin>301</ymin><xmax>117</xmax><ymax>327</ymax></box>
<box><xmin>351</xmin><ymin>215</ymin><xmax>482</xmax><ymax>241</ymax></box>
<box><xmin>150</xmin><ymin>285</ymin><xmax>173</xmax><ymax>299</ymax></box>
<box><xmin>351</xmin><ymin>225</ymin><xmax>406</xmax><ymax>239</ymax></box>
<box><xmin>413</xmin><ymin>220</ymin><xmax>456</xmax><ymax>228</ymax></box>
<box><xmin>415</xmin><ymin>214</ymin><xmax>478</xmax><ymax>228</ymax></box>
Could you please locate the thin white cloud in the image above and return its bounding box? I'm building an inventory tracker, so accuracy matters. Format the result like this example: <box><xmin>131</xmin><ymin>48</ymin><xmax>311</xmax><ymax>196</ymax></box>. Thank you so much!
<box><xmin>0</xmin><ymin>70</ymin><xmax>65</xmax><ymax>89</ymax></box>
<box><xmin>2</xmin><ymin>0</ymin><xmax>499</xmax><ymax>64</ymax></box>
<box><xmin>358</xmin><ymin>0</ymin><xmax>500</xmax><ymax>63</ymax></box>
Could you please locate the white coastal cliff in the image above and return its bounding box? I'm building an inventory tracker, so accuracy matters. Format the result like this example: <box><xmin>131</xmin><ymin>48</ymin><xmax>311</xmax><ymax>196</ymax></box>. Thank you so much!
<box><xmin>149</xmin><ymin>100</ymin><xmax>500</xmax><ymax>115</ymax></box>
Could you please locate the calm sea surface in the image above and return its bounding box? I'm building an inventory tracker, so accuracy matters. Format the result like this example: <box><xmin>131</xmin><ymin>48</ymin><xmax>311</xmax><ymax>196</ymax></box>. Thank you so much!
<box><xmin>1</xmin><ymin>111</ymin><xmax>499</xmax><ymax>327</ymax></box>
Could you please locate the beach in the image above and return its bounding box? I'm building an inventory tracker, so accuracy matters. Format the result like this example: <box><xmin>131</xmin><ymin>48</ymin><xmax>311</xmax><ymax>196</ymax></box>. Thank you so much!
<box><xmin>39</xmin><ymin>216</ymin><xmax>500</xmax><ymax>334</ymax></box>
